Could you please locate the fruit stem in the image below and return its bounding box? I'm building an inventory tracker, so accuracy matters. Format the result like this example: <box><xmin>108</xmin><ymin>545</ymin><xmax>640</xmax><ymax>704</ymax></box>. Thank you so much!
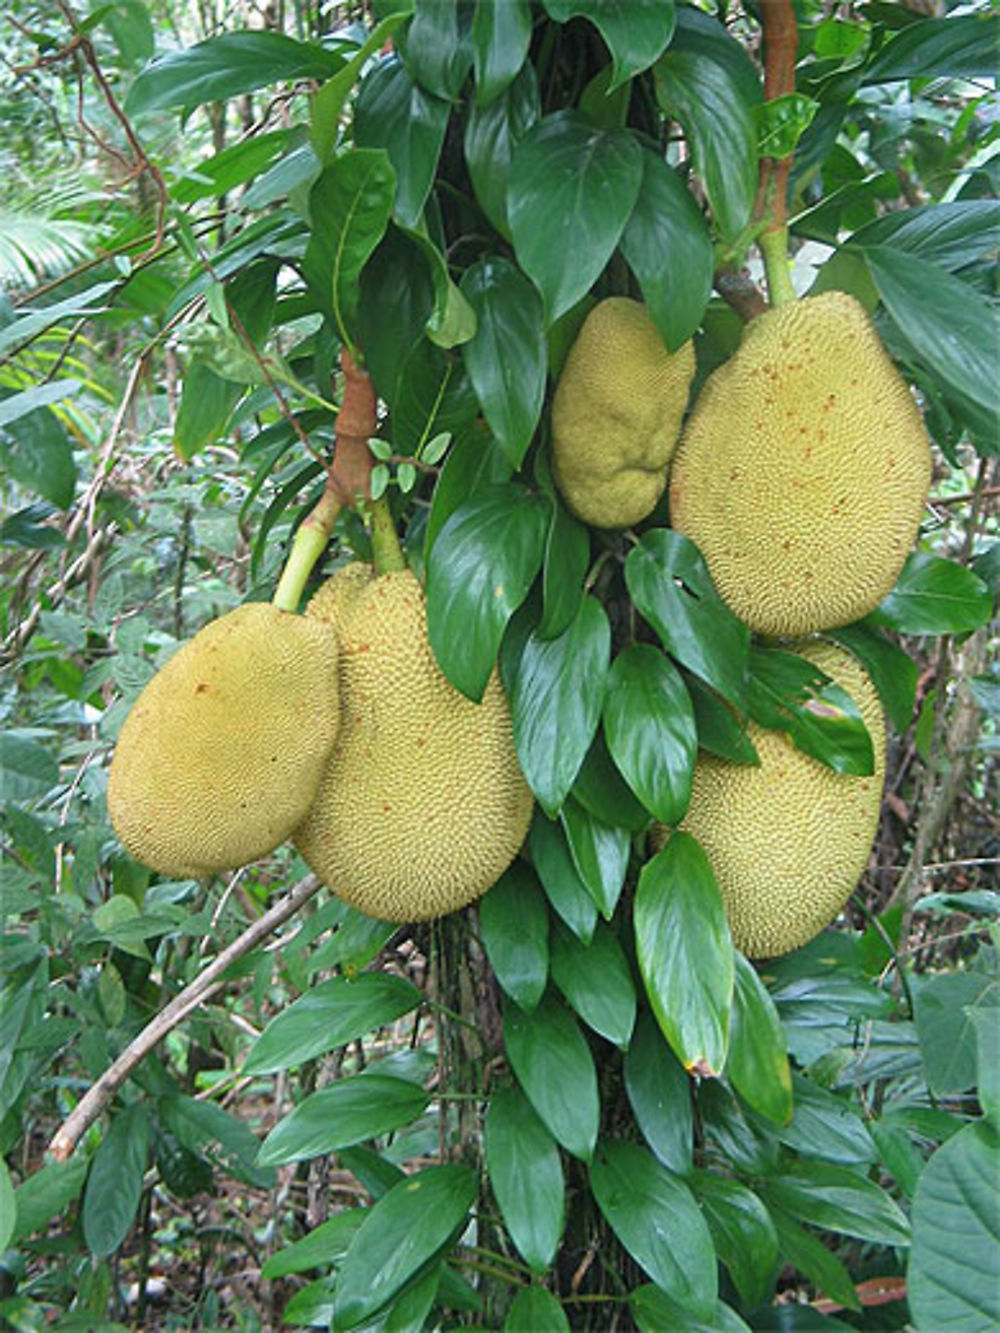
<box><xmin>272</xmin><ymin>482</ymin><xmax>343</xmax><ymax>611</ymax></box>
<box><xmin>370</xmin><ymin>493</ymin><xmax>407</xmax><ymax>574</ymax></box>
<box><xmin>759</xmin><ymin>224</ymin><xmax>797</xmax><ymax>308</ymax></box>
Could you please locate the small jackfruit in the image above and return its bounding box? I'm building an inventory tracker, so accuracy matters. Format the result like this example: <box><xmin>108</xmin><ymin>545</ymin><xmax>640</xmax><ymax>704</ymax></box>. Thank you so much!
<box><xmin>669</xmin><ymin>291</ymin><xmax>932</xmax><ymax>637</ymax></box>
<box><xmin>551</xmin><ymin>297</ymin><xmax>695</xmax><ymax>529</ymax></box>
<box><xmin>293</xmin><ymin>564</ymin><xmax>534</xmax><ymax>921</ymax></box>
<box><xmin>652</xmin><ymin>639</ymin><xmax>886</xmax><ymax>959</ymax></box>
<box><xmin>108</xmin><ymin>603</ymin><xmax>340</xmax><ymax>878</ymax></box>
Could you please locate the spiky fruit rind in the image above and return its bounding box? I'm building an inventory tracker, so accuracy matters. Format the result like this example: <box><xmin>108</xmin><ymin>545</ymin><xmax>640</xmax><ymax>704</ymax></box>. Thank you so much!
<box><xmin>551</xmin><ymin>297</ymin><xmax>695</xmax><ymax>529</ymax></box>
<box><xmin>669</xmin><ymin>291</ymin><xmax>932</xmax><ymax>637</ymax></box>
<box><xmin>108</xmin><ymin>603</ymin><xmax>340</xmax><ymax>878</ymax></box>
<box><xmin>652</xmin><ymin>640</ymin><xmax>886</xmax><ymax>959</ymax></box>
<box><xmin>294</xmin><ymin>565</ymin><xmax>534</xmax><ymax>921</ymax></box>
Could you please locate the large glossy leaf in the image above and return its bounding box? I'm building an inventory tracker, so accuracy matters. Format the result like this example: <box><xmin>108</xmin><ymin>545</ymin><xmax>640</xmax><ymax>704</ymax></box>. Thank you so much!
<box><xmin>172</xmin><ymin>130</ymin><xmax>292</xmax><ymax>203</ymax></box>
<box><xmin>359</xmin><ymin>226</ymin><xmax>436</xmax><ymax>409</ymax></box>
<box><xmin>653</xmin><ymin>7</ymin><xmax>760</xmax><ymax>243</ymax></box>
<box><xmin>759</xmin><ymin>1160</ymin><xmax>911</xmax><ymax>1246</ymax></box>
<box><xmin>829</xmin><ymin>625</ymin><xmax>917</xmax><ymax>733</ymax></box>
<box><xmin>391</xmin><ymin>339</ymin><xmax>480</xmax><ymax>452</ymax></box>
<box><xmin>126</xmin><ymin>31</ymin><xmax>346</xmax><ymax>113</ymax></box>
<box><xmin>303</xmin><ymin>149</ymin><xmax>395</xmax><ymax>345</ymax></box>
<box><xmin>479</xmin><ymin>863</ymin><xmax>550</xmax><ymax>1012</ymax></box>
<box><xmin>354</xmin><ymin>56</ymin><xmax>451</xmax><ymax>227</ymax></box>
<box><xmin>863</xmin><ymin>13</ymin><xmax>1000</xmax><ymax>83</ymax></box>
<box><xmin>174</xmin><ymin>360</ymin><xmax>243</xmax><ymax>461</ymax></box>
<box><xmin>464</xmin><ymin>64</ymin><xmax>539</xmax><ymax>236</ymax></box>
<box><xmin>528</xmin><ymin>809</ymin><xmax>598</xmax><ymax>944</ymax></box>
<box><xmin>559</xmin><ymin>797</ymin><xmax>629</xmax><ymax>920</ymax></box>
<box><xmin>630</xmin><ymin>1286</ymin><xmax>752</xmax><ymax>1333</ymax></box>
<box><xmin>311</xmin><ymin>14</ymin><xmax>412</xmax><ymax>163</ymax></box>
<box><xmin>395</xmin><ymin>220</ymin><xmax>478</xmax><ymax>351</ymax></box>
<box><xmin>538</xmin><ymin>499</ymin><xmax>589</xmax><ymax>640</ymax></box>
<box><xmin>460</xmin><ymin>258</ymin><xmax>545</xmax><ymax>467</ymax></box>
<box><xmin>603</xmin><ymin>643</ymin><xmax>696</xmax><ymax>827</ymax></box>
<box><xmin>689</xmin><ymin>1170</ymin><xmax>779</xmax><ymax>1311</ymax></box>
<box><xmin>624</xmin><ymin>1010</ymin><xmax>693</xmax><ymax>1176</ymax></box>
<box><xmin>570</xmin><ymin>731</ymin><xmax>650</xmax><ymax>832</ymax></box>
<box><xmin>399</xmin><ymin>0</ymin><xmax>473</xmax><ymax>101</ymax></box>
<box><xmin>687</xmin><ymin>676</ymin><xmax>759</xmax><ymax>766</ymax></box>
<box><xmin>333</xmin><ymin>1164</ymin><xmax>477</xmax><ymax>1329</ymax></box>
<box><xmin>425</xmin><ymin>485</ymin><xmax>548</xmax><ymax>700</ymax></box>
<box><xmin>914</xmin><ymin>968</ymin><xmax>997</xmax><ymax>1098</ymax></box>
<box><xmin>848</xmin><ymin>201</ymin><xmax>1000</xmax><ymax>273</ymax></box>
<box><xmin>541</xmin><ymin>0</ymin><xmax>676</xmax><ymax>90</ymax></box>
<box><xmin>11</xmin><ymin>1155</ymin><xmax>88</xmax><ymax>1243</ymax></box>
<box><xmin>471</xmin><ymin>0</ymin><xmax>532</xmax><ymax>106</ymax></box>
<box><xmin>590</xmin><ymin>1141</ymin><xmax>717</xmax><ymax>1319</ymax></box>
<box><xmin>508</xmin><ymin>112</ymin><xmax>643</xmax><ymax>323</ymax></box>
<box><xmin>512</xmin><ymin>596</ymin><xmax>611</xmax><ymax>815</ymax></box>
<box><xmin>908</xmin><ymin>1121</ymin><xmax>1000</xmax><ymax>1332</ymax></box>
<box><xmin>769</xmin><ymin>1204</ymin><xmax>861</xmax><ymax>1314</ymax></box>
<box><xmin>503</xmin><ymin>994</ymin><xmax>599</xmax><ymax>1161</ymax></box>
<box><xmin>423</xmin><ymin>429</ymin><xmax>512</xmax><ymax>555</ymax></box>
<box><xmin>626</xmin><ymin>530</ymin><xmax>749</xmax><ymax>714</ymax></box>
<box><xmin>0</xmin><ymin>1159</ymin><xmax>14</xmax><ymax>1254</ymax></box>
<box><xmin>869</xmin><ymin>552</ymin><xmax>993</xmax><ymax>637</ymax></box>
<box><xmin>262</xmin><ymin>1211</ymin><xmax>366</xmax><ymax>1278</ymax></box>
<box><xmin>82</xmin><ymin>1103</ymin><xmax>151</xmax><ymax>1258</ymax></box>
<box><xmin>243</xmin><ymin>974</ymin><xmax>421</xmax><ymax>1075</ymax></box>
<box><xmin>727</xmin><ymin>955</ymin><xmax>793</xmax><ymax>1127</ymax></box>
<box><xmin>485</xmin><ymin>1084</ymin><xmax>565</xmax><ymax>1272</ymax></box>
<box><xmin>550</xmin><ymin>920</ymin><xmax>636</xmax><ymax>1049</ymax></box>
<box><xmin>775</xmin><ymin>1075</ymin><xmax>876</xmax><ymax>1166</ymax></box>
<box><xmin>257</xmin><ymin>1075</ymin><xmax>430</xmax><ymax>1166</ymax></box>
<box><xmin>863</xmin><ymin>246</ymin><xmax>997</xmax><ymax>413</ymax></box>
<box><xmin>748</xmin><ymin>647</ymin><xmax>875</xmax><ymax>777</ymax></box>
<box><xmin>621</xmin><ymin>148</ymin><xmax>712</xmax><ymax>351</ymax></box>
<box><xmin>634</xmin><ymin>833</ymin><xmax>733</xmax><ymax>1077</ymax></box>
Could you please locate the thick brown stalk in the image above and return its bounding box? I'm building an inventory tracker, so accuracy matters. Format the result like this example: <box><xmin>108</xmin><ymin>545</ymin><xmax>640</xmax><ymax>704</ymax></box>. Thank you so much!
<box><xmin>756</xmin><ymin>0</ymin><xmax>799</xmax><ymax>306</ymax></box>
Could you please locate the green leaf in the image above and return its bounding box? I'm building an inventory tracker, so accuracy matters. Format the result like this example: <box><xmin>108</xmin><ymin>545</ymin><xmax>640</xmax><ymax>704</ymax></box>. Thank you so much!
<box><xmin>863</xmin><ymin>13</ymin><xmax>1000</xmax><ymax>83</ymax></box>
<box><xmin>0</xmin><ymin>734</ymin><xmax>59</xmax><ymax>802</ymax></box>
<box><xmin>311</xmin><ymin>13</ymin><xmax>413</xmax><ymax>164</ymax></box>
<box><xmin>424</xmin><ymin>430</ymin><xmax>512</xmax><ymax>558</ymax></box>
<box><xmin>261</xmin><ymin>1210</ymin><xmax>366</xmax><ymax>1278</ymax></box>
<box><xmin>626</xmin><ymin>529</ymin><xmax>749</xmax><ymax>714</ymax></box>
<box><xmin>728</xmin><ymin>954</ymin><xmax>792</xmax><ymax>1126</ymax></box>
<box><xmin>460</xmin><ymin>257</ymin><xmax>546</xmax><ymax>467</ymax></box>
<box><xmin>479</xmin><ymin>863</ymin><xmax>550</xmax><ymax>1012</ymax></box>
<box><xmin>399</xmin><ymin>0</ymin><xmax>473</xmax><ymax>100</ymax></box>
<box><xmin>828</xmin><ymin>625</ymin><xmax>917</xmax><ymax>733</ymax></box>
<box><xmin>0</xmin><ymin>1158</ymin><xmax>16</xmax><ymax>1254</ymax></box>
<box><xmin>689</xmin><ymin>1171</ymin><xmax>779</xmax><ymax>1311</ymax></box>
<box><xmin>0</xmin><ymin>379</ymin><xmax>80</xmax><ymax>428</ymax></box>
<box><xmin>359</xmin><ymin>226</ymin><xmax>436</xmax><ymax>409</ymax></box>
<box><xmin>769</xmin><ymin>1204</ymin><xmax>861</xmax><ymax>1314</ymax></box>
<box><xmin>508</xmin><ymin>112</ymin><xmax>643</xmax><ymax>323</ymax></box>
<box><xmin>748</xmin><ymin>647</ymin><xmax>875</xmax><ymax>777</ymax></box>
<box><xmin>537</xmin><ymin>499</ymin><xmax>589</xmax><ymax>640</ymax></box>
<box><xmin>505</xmin><ymin>1285</ymin><xmax>569</xmax><ymax>1331</ymax></box>
<box><xmin>620</xmin><ymin>148</ymin><xmax>712</xmax><ymax>352</ymax></box>
<box><xmin>848</xmin><ymin>201</ymin><xmax>1000</xmax><ymax>273</ymax></box>
<box><xmin>630</xmin><ymin>1286</ymin><xmax>752</xmax><ymax>1333</ymax></box>
<box><xmin>624</xmin><ymin>1010</ymin><xmax>693</xmax><ymax>1175</ymax></box>
<box><xmin>870</xmin><ymin>552</ymin><xmax>993</xmax><ymax>637</ymax></box>
<box><xmin>471</xmin><ymin>0</ymin><xmax>532</xmax><ymax>106</ymax></box>
<box><xmin>775</xmin><ymin>1075</ymin><xmax>876</xmax><ymax>1166</ymax></box>
<box><xmin>464</xmin><ymin>63</ymin><xmax>539</xmax><ymax>237</ymax></box>
<box><xmin>550</xmin><ymin>919</ymin><xmax>636</xmax><ymax>1049</ymax></box>
<box><xmin>257</xmin><ymin>1075</ymin><xmax>430</xmax><ymax>1166</ymax></box>
<box><xmin>512</xmin><ymin>597</ymin><xmax>610</xmax><ymax>815</ymax></box>
<box><xmin>354</xmin><ymin>56</ymin><xmax>451</xmax><ymax>227</ymax></box>
<box><xmin>243</xmin><ymin>974</ymin><xmax>421</xmax><ymax>1075</ymax></box>
<box><xmin>687</xmin><ymin>677</ymin><xmax>759</xmax><ymax>766</ymax></box>
<box><xmin>333</xmin><ymin>1164</ymin><xmax>477</xmax><ymax>1329</ymax></box>
<box><xmin>755</xmin><ymin>92</ymin><xmax>819</xmax><ymax>159</ymax></box>
<box><xmin>0</xmin><ymin>280</ymin><xmax>117</xmax><ymax>357</ymax></box>
<box><xmin>603</xmin><ymin>643</ymin><xmax>697</xmax><ymax>826</ymax></box>
<box><xmin>570</xmin><ymin>731</ymin><xmax>650</xmax><ymax>833</ymax></box>
<box><xmin>559</xmin><ymin>797</ymin><xmax>629</xmax><ymax>920</ymax></box>
<box><xmin>395</xmin><ymin>222</ymin><xmax>477</xmax><ymax>350</ymax></box>
<box><xmin>485</xmin><ymin>1084</ymin><xmax>565</xmax><ymax>1272</ymax></box>
<box><xmin>171</xmin><ymin>130</ymin><xmax>292</xmax><ymax>203</ymax></box>
<box><xmin>914</xmin><ymin>968</ymin><xmax>999</xmax><ymax>1098</ymax></box>
<box><xmin>391</xmin><ymin>339</ymin><xmax>480</xmax><ymax>452</ymax></box>
<box><xmin>971</xmin><ymin>1007</ymin><xmax>1000</xmax><ymax>1127</ymax></box>
<box><xmin>541</xmin><ymin>0</ymin><xmax>676</xmax><ymax>91</ymax></box>
<box><xmin>426</xmin><ymin>485</ymin><xmax>548</xmax><ymax>700</ymax></box>
<box><xmin>0</xmin><ymin>400</ymin><xmax>77</xmax><ymax>510</ymax></box>
<box><xmin>303</xmin><ymin>149</ymin><xmax>396</xmax><ymax>347</ymax></box>
<box><xmin>83</xmin><ymin>1104</ymin><xmax>151</xmax><ymax>1258</ymax></box>
<box><xmin>653</xmin><ymin>8</ymin><xmax>760</xmax><ymax>244</ymax></box>
<box><xmin>503</xmin><ymin>993</ymin><xmax>599</xmax><ymax>1161</ymax></box>
<box><xmin>908</xmin><ymin>1121</ymin><xmax>1000</xmax><ymax>1332</ymax></box>
<box><xmin>590</xmin><ymin>1141</ymin><xmax>717</xmax><ymax>1319</ymax></box>
<box><xmin>634</xmin><ymin>833</ymin><xmax>733</xmax><ymax>1076</ymax></box>
<box><xmin>126</xmin><ymin>31</ymin><xmax>346</xmax><ymax>113</ymax></box>
<box><xmin>528</xmin><ymin>809</ymin><xmax>598</xmax><ymax>944</ymax></box>
<box><xmin>862</xmin><ymin>246</ymin><xmax>997</xmax><ymax>414</ymax></box>
<box><xmin>174</xmin><ymin>360</ymin><xmax>242</xmax><ymax>461</ymax></box>
<box><xmin>759</xmin><ymin>1159</ymin><xmax>911</xmax><ymax>1246</ymax></box>
<box><xmin>11</xmin><ymin>1154</ymin><xmax>88</xmax><ymax>1243</ymax></box>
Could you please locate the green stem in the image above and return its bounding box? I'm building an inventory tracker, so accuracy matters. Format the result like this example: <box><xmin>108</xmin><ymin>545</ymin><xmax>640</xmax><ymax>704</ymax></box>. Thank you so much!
<box><xmin>272</xmin><ymin>483</ymin><xmax>342</xmax><ymax>611</ymax></box>
<box><xmin>759</xmin><ymin>225</ymin><xmax>797</xmax><ymax>308</ymax></box>
<box><xmin>370</xmin><ymin>493</ymin><xmax>406</xmax><ymax>575</ymax></box>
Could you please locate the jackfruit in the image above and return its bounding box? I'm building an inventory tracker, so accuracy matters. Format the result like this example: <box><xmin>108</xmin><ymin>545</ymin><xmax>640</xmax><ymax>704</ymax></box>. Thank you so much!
<box><xmin>669</xmin><ymin>291</ymin><xmax>932</xmax><ymax>637</ymax></box>
<box><xmin>108</xmin><ymin>603</ymin><xmax>340</xmax><ymax>878</ymax></box>
<box><xmin>551</xmin><ymin>297</ymin><xmax>695</xmax><ymax>528</ymax></box>
<box><xmin>652</xmin><ymin>639</ymin><xmax>886</xmax><ymax>959</ymax></box>
<box><xmin>293</xmin><ymin>564</ymin><xmax>534</xmax><ymax>921</ymax></box>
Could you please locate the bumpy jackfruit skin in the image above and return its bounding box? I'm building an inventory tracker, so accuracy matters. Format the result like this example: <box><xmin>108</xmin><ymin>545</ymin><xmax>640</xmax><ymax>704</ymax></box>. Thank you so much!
<box><xmin>652</xmin><ymin>640</ymin><xmax>886</xmax><ymax>959</ymax></box>
<box><xmin>108</xmin><ymin>603</ymin><xmax>340</xmax><ymax>878</ymax></box>
<box><xmin>294</xmin><ymin>564</ymin><xmax>534</xmax><ymax>921</ymax></box>
<box><xmin>551</xmin><ymin>297</ymin><xmax>695</xmax><ymax>529</ymax></box>
<box><xmin>669</xmin><ymin>291</ymin><xmax>932</xmax><ymax>637</ymax></box>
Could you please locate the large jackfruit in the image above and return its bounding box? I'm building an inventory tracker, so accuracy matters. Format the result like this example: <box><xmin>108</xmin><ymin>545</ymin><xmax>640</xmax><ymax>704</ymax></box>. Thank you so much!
<box><xmin>108</xmin><ymin>603</ymin><xmax>340</xmax><ymax>878</ymax></box>
<box><xmin>551</xmin><ymin>297</ymin><xmax>695</xmax><ymax>529</ymax></box>
<box><xmin>669</xmin><ymin>291</ymin><xmax>932</xmax><ymax>637</ymax></box>
<box><xmin>652</xmin><ymin>640</ymin><xmax>885</xmax><ymax>959</ymax></box>
<box><xmin>293</xmin><ymin>565</ymin><xmax>534</xmax><ymax>921</ymax></box>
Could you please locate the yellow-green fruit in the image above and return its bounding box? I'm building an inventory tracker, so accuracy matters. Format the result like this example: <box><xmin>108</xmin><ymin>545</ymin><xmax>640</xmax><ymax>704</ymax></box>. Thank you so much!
<box><xmin>108</xmin><ymin>603</ymin><xmax>340</xmax><ymax>878</ymax></box>
<box><xmin>669</xmin><ymin>291</ymin><xmax>932</xmax><ymax>637</ymax></box>
<box><xmin>551</xmin><ymin>297</ymin><xmax>695</xmax><ymax>528</ymax></box>
<box><xmin>293</xmin><ymin>564</ymin><xmax>534</xmax><ymax>921</ymax></box>
<box><xmin>652</xmin><ymin>640</ymin><xmax>886</xmax><ymax>959</ymax></box>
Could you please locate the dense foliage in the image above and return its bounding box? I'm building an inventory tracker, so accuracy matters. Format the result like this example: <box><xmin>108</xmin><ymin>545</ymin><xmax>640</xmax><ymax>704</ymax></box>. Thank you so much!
<box><xmin>0</xmin><ymin>1</ymin><xmax>997</xmax><ymax>1329</ymax></box>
